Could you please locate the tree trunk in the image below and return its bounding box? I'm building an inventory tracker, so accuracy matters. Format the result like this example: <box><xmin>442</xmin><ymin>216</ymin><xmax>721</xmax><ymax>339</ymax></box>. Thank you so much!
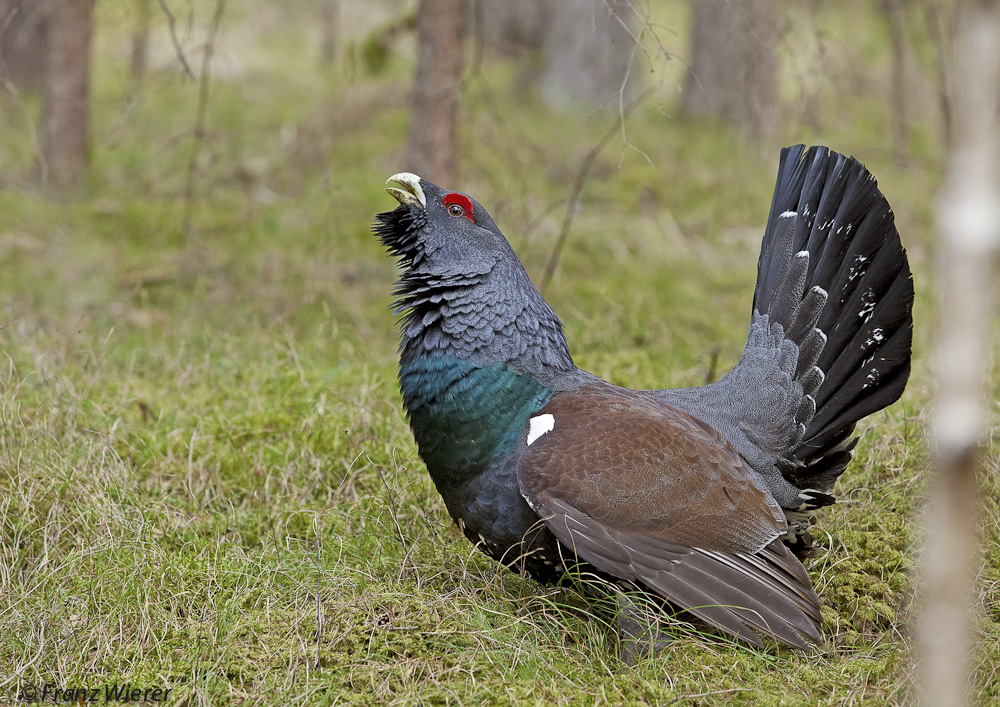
<box><xmin>921</xmin><ymin>2</ymin><xmax>999</xmax><ymax>705</ymax></box>
<box><xmin>41</xmin><ymin>0</ymin><xmax>92</xmax><ymax>189</ymax></box>
<box><xmin>681</xmin><ymin>0</ymin><xmax>781</xmax><ymax>137</ymax></box>
<box><xmin>539</xmin><ymin>0</ymin><xmax>636</xmax><ymax>109</ymax></box>
<box><xmin>406</xmin><ymin>0</ymin><xmax>465</xmax><ymax>186</ymax></box>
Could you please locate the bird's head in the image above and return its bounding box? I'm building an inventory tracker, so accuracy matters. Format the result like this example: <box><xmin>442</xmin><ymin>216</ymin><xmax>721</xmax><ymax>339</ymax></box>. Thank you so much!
<box><xmin>375</xmin><ymin>172</ymin><xmax>508</xmax><ymax>276</ymax></box>
<box><xmin>372</xmin><ymin>172</ymin><xmax>576</xmax><ymax>384</ymax></box>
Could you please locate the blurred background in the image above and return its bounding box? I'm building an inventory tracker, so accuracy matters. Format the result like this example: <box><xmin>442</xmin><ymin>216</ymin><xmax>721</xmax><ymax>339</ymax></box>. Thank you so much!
<box><xmin>1</xmin><ymin>1</ymin><xmax>996</xmax><ymax>705</ymax></box>
<box><xmin>0</xmin><ymin>0</ymin><xmax>950</xmax><ymax>392</ymax></box>
<box><xmin>0</xmin><ymin>0</ymin><xmax>949</xmax><ymax>335</ymax></box>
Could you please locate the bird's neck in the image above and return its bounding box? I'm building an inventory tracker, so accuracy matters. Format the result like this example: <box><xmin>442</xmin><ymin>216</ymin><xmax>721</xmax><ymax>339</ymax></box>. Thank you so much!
<box><xmin>398</xmin><ymin>355</ymin><xmax>553</xmax><ymax>487</ymax></box>
<box><xmin>397</xmin><ymin>262</ymin><xmax>577</xmax><ymax>389</ymax></box>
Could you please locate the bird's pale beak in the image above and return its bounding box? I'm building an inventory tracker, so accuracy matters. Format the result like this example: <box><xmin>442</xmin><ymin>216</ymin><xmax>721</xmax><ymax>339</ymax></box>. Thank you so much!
<box><xmin>385</xmin><ymin>173</ymin><xmax>427</xmax><ymax>210</ymax></box>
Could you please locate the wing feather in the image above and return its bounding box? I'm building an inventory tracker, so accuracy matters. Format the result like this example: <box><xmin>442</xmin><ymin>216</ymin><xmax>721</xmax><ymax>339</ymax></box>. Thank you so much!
<box><xmin>518</xmin><ymin>384</ymin><xmax>824</xmax><ymax>648</ymax></box>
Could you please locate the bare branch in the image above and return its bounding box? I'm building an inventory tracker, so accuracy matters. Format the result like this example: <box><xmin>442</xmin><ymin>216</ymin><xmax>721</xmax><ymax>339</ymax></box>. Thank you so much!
<box><xmin>539</xmin><ymin>87</ymin><xmax>652</xmax><ymax>295</ymax></box>
<box><xmin>156</xmin><ymin>0</ymin><xmax>196</xmax><ymax>81</ymax></box>
<box><xmin>181</xmin><ymin>0</ymin><xmax>227</xmax><ymax>241</ymax></box>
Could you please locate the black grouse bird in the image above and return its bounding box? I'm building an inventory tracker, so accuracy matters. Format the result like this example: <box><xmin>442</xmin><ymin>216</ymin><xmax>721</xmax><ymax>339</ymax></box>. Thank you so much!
<box><xmin>374</xmin><ymin>145</ymin><xmax>913</xmax><ymax>651</ymax></box>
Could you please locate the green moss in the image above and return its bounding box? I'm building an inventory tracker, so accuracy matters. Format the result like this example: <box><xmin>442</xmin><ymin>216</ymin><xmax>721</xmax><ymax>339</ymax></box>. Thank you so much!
<box><xmin>812</xmin><ymin>511</ymin><xmax>917</xmax><ymax>645</ymax></box>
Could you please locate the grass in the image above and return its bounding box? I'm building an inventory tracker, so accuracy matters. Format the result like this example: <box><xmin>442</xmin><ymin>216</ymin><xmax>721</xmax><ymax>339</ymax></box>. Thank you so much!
<box><xmin>0</xmin><ymin>0</ymin><xmax>998</xmax><ymax>704</ymax></box>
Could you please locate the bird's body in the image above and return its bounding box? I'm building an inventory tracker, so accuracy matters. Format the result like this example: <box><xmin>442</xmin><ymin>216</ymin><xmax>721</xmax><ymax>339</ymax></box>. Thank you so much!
<box><xmin>374</xmin><ymin>146</ymin><xmax>913</xmax><ymax>651</ymax></box>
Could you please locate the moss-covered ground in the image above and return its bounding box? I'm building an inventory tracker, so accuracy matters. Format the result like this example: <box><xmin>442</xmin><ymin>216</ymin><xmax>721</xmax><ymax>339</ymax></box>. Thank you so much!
<box><xmin>1</xmin><ymin>1</ymin><xmax>998</xmax><ymax>704</ymax></box>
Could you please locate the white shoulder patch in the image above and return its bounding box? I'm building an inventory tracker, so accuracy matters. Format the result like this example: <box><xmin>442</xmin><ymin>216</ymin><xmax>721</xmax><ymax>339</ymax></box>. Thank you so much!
<box><xmin>526</xmin><ymin>414</ymin><xmax>555</xmax><ymax>446</ymax></box>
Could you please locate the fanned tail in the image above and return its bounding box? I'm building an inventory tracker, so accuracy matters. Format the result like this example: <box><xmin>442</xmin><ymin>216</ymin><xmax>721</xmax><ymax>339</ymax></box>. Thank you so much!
<box><xmin>654</xmin><ymin>146</ymin><xmax>913</xmax><ymax>543</ymax></box>
<box><xmin>754</xmin><ymin>145</ymin><xmax>913</xmax><ymax>494</ymax></box>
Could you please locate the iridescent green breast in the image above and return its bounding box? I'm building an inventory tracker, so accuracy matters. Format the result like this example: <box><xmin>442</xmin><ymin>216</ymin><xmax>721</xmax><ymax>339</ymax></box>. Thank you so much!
<box><xmin>398</xmin><ymin>355</ymin><xmax>553</xmax><ymax>488</ymax></box>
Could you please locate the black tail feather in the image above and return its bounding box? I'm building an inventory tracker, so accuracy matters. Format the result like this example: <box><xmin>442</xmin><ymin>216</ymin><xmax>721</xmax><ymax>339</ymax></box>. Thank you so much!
<box><xmin>757</xmin><ymin>145</ymin><xmax>914</xmax><ymax>491</ymax></box>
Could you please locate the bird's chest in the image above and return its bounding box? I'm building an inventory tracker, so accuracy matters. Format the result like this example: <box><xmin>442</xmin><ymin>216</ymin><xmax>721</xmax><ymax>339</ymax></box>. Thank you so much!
<box><xmin>398</xmin><ymin>356</ymin><xmax>551</xmax><ymax>486</ymax></box>
<box><xmin>398</xmin><ymin>355</ymin><xmax>564</xmax><ymax>580</ymax></box>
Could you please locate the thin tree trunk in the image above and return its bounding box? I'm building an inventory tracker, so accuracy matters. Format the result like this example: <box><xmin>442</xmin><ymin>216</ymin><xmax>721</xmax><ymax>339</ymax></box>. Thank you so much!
<box><xmin>41</xmin><ymin>0</ymin><xmax>92</xmax><ymax>188</ymax></box>
<box><xmin>921</xmin><ymin>1</ymin><xmax>1000</xmax><ymax>705</ymax></box>
<box><xmin>682</xmin><ymin>0</ymin><xmax>781</xmax><ymax>137</ymax></box>
<box><xmin>406</xmin><ymin>0</ymin><xmax>465</xmax><ymax>186</ymax></box>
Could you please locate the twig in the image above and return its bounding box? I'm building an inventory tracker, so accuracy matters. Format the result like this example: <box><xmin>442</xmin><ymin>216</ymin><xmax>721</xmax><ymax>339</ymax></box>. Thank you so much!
<box><xmin>315</xmin><ymin>516</ymin><xmax>323</xmax><ymax>670</ymax></box>
<box><xmin>0</xmin><ymin>5</ymin><xmax>15</xmax><ymax>37</ymax></box>
<box><xmin>155</xmin><ymin>0</ymin><xmax>196</xmax><ymax>80</ymax></box>
<box><xmin>181</xmin><ymin>0</ymin><xmax>227</xmax><ymax>241</ymax></box>
<box><xmin>539</xmin><ymin>87</ymin><xmax>652</xmax><ymax>294</ymax></box>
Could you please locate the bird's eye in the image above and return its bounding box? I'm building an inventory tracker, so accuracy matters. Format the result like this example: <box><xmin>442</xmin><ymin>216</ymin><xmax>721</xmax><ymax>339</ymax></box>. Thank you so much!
<box><xmin>442</xmin><ymin>192</ymin><xmax>475</xmax><ymax>222</ymax></box>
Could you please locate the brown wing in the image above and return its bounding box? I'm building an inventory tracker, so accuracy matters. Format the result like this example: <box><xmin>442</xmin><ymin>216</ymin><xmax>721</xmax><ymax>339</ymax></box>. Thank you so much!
<box><xmin>517</xmin><ymin>384</ymin><xmax>823</xmax><ymax>648</ymax></box>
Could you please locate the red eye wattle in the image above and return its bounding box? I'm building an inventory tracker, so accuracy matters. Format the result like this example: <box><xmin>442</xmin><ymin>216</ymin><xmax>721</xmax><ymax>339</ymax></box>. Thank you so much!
<box><xmin>443</xmin><ymin>193</ymin><xmax>474</xmax><ymax>223</ymax></box>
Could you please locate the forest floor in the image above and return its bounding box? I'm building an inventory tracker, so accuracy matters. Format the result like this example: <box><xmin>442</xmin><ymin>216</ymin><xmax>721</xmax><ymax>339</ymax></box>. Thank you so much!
<box><xmin>1</xmin><ymin>2</ymin><xmax>998</xmax><ymax>705</ymax></box>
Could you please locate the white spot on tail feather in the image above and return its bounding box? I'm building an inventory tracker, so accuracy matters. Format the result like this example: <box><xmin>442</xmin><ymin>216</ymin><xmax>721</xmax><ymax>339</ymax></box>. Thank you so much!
<box><xmin>863</xmin><ymin>327</ymin><xmax>885</xmax><ymax>349</ymax></box>
<box><xmin>858</xmin><ymin>288</ymin><xmax>877</xmax><ymax>322</ymax></box>
<box><xmin>796</xmin><ymin>489</ymin><xmax>827</xmax><ymax>511</ymax></box>
<box><xmin>527</xmin><ymin>414</ymin><xmax>555</xmax><ymax>446</ymax></box>
<box><xmin>780</xmin><ymin>210</ymin><xmax>797</xmax><ymax>218</ymax></box>
<box><xmin>848</xmin><ymin>253</ymin><xmax>869</xmax><ymax>282</ymax></box>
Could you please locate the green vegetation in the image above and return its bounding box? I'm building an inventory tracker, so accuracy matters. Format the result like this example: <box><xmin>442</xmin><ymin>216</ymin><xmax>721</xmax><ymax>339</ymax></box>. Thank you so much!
<box><xmin>1</xmin><ymin>1</ymin><xmax>998</xmax><ymax>705</ymax></box>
